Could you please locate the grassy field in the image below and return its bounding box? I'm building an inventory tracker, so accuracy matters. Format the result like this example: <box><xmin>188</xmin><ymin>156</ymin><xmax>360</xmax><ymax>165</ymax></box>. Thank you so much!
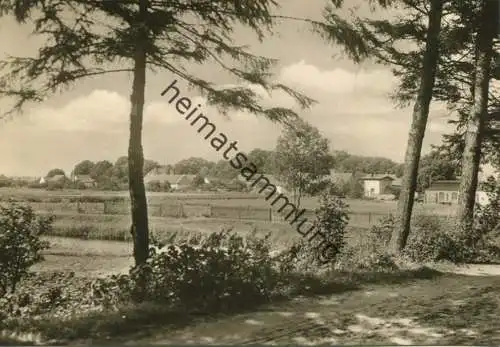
<box><xmin>0</xmin><ymin>187</ymin><xmax>456</xmax><ymax>224</ymax></box>
<box><xmin>47</xmin><ymin>213</ymin><xmax>304</xmax><ymax>244</ymax></box>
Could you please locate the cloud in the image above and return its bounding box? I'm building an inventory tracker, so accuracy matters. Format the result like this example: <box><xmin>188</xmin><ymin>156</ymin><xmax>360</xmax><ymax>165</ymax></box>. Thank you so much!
<box><xmin>0</xmin><ymin>62</ymin><xmax>456</xmax><ymax>176</ymax></box>
<box><xmin>279</xmin><ymin>60</ymin><xmax>397</xmax><ymax>96</ymax></box>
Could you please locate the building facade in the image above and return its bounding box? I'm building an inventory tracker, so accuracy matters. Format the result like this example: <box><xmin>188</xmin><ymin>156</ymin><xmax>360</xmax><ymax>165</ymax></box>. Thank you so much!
<box><xmin>424</xmin><ymin>179</ymin><xmax>491</xmax><ymax>206</ymax></box>
<box><xmin>360</xmin><ymin>174</ymin><xmax>395</xmax><ymax>198</ymax></box>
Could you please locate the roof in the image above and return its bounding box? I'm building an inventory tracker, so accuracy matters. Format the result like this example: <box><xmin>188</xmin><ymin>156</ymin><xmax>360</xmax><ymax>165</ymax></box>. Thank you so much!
<box><xmin>360</xmin><ymin>174</ymin><xmax>395</xmax><ymax>181</ymax></box>
<box><xmin>46</xmin><ymin>174</ymin><xmax>66</xmax><ymax>182</ymax></box>
<box><xmin>9</xmin><ymin>176</ymin><xmax>39</xmax><ymax>181</ymax></box>
<box><xmin>392</xmin><ymin>178</ymin><xmax>402</xmax><ymax>186</ymax></box>
<box><xmin>426</xmin><ymin>180</ymin><xmax>459</xmax><ymax>192</ymax></box>
<box><xmin>262</xmin><ymin>174</ymin><xmax>284</xmax><ymax>187</ymax></box>
<box><xmin>144</xmin><ymin>174</ymin><xmax>195</xmax><ymax>185</ymax></box>
<box><xmin>147</xmin><ymin>166</ymin><xmax>174</xmax><ymax>176</ymax></box>
<box><xmin>238</xmin><ymin>173</ymin><xmax>284</xmax><ymax>187</ymax></box>
<box><xmin>74</xmin><ymin>174</ymin><xmax>95</xmax><ymax>183</ymax></box>
<box><xmin>329</xmin><ymin>170</ymin><xmax>353</xmax><ymax>183</ymax></box>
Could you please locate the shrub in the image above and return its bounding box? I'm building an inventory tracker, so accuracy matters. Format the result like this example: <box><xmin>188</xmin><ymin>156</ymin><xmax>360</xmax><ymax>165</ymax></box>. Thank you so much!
<box><xmin>311</xmin><ymin>187</ymin><xmax>350</xmax><ymax>263</ymax></box>
<box><xmin>0</xmin><ymin>204</ymin><xmax>52</xmax><ymax>297</ymax></box>
<box><xmin>146</xmin><ymin>180</ymin><xmax>171</xmax><ymax>192</ymax></box>
<box><xmin>46</xmin><ymin>181</ymin><xmax>64</xmax><ymax>191</ymax></box>
<box><xmin>369</xmin><ymin>214</ymin><xmax>395</xmax><ymax>248</ymax></box>
<box><xmin>278</xmin><ymin>188</ymin><xmax>350</xmax><ymax>271</ymax></box>
<box><xmin>403</xmin><ymin>215</ymin><xmax>467</xmax><ymax>263</ymax></box>
<box><xmin>470</xmin><ymin>177</ymin><xmax>500</xmax><ymax>262</ymax></box>
<box><xmin>329</xmin><ymin>214</ymin><xmax>399</xmax><ymax>272</ymax></box>
<box><xmin>335</xmin><ymin>245</ymin><xmax>399</xmax><ymax>272</ymax></box>
<box><xmin>401</xmin><ymin>178</ymin><xmax>500</xmax><ymax>264</ymax></box>
<box><xmin>92</xmin><ymin>229</ymin><xmax>285</xmax><ymax>314</ymax></box>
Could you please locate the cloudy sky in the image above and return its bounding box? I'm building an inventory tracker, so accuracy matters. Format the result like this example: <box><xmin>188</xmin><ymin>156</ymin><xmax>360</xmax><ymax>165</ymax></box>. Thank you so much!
<box><xmin>0</xmin><ymin>0</ymin><xmax>455</xmax><ymax>177</ymax></box>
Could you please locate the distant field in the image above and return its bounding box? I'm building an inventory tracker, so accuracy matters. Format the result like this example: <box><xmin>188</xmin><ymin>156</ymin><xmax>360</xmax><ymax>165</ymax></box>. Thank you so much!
<box><xmin>0</xmin><ymin>187</ymin><xmax>456</xmax><ymax>213</ymax></box>
<box><xmin>47</xmin><ymin>212</ymin><xmax>303</xmax><ymax>245</ymax></box>
<box><xmin>0</xmin><ymin>188</ymin><xmax>454</xmax><ymax>234</ymax></box>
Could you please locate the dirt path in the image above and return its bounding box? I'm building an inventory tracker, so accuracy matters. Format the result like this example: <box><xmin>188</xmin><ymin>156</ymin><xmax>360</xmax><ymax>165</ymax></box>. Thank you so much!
<box><xmin>136</xmin><ymin>274</ymin><xmax>500</xmax><ymax>345</ymax></box>
<box><xmin>30</xmin><ymin>237</ymin><xmax>500</xmax><ymax>345</ymax></box>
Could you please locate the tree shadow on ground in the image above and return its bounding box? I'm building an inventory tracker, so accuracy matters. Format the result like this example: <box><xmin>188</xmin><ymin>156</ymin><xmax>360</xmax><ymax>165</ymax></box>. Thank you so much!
<box><xmin>0</xmin><ymin>337</ymin><xmax>34</xmax><ymax>345</ymax></box>
<box><xmin>283</xmin><ymin>266</ymin><xmax>443</xmax><ymax>297</ymax></box>
<box><xmin>19</xmin><ymin>266</ymin><xmax>444</xmax><ymax>345</ymax></box>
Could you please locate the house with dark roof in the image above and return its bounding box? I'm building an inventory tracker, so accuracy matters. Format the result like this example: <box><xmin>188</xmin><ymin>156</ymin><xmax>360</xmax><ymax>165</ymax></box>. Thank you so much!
<box><xmin>238</xmin><ymin>173</ymin><xmax>287</xmax><ymax>195</ymax></box>
<box><xmin>144</xmin><ymin>167</ymin><xmax>196</xmax><ymax>190</ymax></box>
<box><xmin>328</xmin><ymin>170</ymin><xmax>354</xmax><ymax>185</ymax></box>
<box><xmin>46</xmin><ymin>174</ymin><xmax>66</xmax><ymax>183</ymax></box>
<box><xmin>72</xmin><ymin>174</ymin><xmax>97</xmax><ymax>188</ymax></box>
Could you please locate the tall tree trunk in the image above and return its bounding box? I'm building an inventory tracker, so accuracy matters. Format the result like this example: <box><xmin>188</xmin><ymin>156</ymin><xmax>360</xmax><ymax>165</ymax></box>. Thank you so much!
<box><xmin>456</xmin><ymin>0</ymin><xmax>497</xmax><ymax>236</ymax></box>
<box><xmin>129</xmin><ymin>0</ymin><xmax>149</xmax><ymax>267</ymax></box>
<box><xmin>390</xmin><ymin>0</ymin><xmax>443</xmax><ymax>254</ymax></box>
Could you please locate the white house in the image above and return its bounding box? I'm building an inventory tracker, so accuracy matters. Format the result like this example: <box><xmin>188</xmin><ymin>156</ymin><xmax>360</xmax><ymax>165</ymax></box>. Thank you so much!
<box><xmin>360</xmin><ymin>174</ymin><xmax>395</xmax><ymax>198</ymax></box>
<box><xmin>424</xmin><ymin>179</ymin><xmax>491</xmax><ymax>206</ymax></box>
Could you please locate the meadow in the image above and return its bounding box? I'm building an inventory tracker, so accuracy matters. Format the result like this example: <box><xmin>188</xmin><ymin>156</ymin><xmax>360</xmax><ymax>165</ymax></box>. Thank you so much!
<box><xmin>3</xmin><ymin>188</ymin><xmax>499</xmax><ymax>346</ymax></box>
<box><xmin>0</xmin><ymin>186</ymin><xmax>458</xmax><ymax>245</ymax></box>
<box><xmin>0</xmin><ymin>187</ymin><xmax>458</xmax><ymax>276</ymax></box>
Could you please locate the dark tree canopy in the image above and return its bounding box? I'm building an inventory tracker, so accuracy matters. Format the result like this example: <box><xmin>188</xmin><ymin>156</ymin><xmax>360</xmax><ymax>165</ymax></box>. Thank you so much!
<box><xmin>46</xmin><ymin>168</ymin><xmax>65</xmax><ymax>178</ymax></box>
<box><xmin>72</xmin><ymin>160</ymin><xmax>95</xmax><ymax>176</ymax></box>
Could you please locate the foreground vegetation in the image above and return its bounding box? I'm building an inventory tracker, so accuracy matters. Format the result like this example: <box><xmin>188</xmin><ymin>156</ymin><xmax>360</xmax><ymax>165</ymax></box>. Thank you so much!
<box><xmin>1</xmin><ymin>183</ymin><xmax>499</xmax><ymax>344</ymax></box>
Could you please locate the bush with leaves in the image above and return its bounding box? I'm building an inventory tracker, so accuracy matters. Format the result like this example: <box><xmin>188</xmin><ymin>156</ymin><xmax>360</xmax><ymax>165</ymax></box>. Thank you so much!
<box><xmin>335</xmin><ymin>245</ymin><xmax>399</xmax><ymax>272</ymax></box>
<box><xmin>0</xmin><ymin>272</ymin><xmax>98</xmax><ymax>323</ymax></box>
<box><xmin>470</xmin><ymin>177</ymin><xmax>500</xmax><ymax>262</ymax></box>
<box><xmin>278</xmin><ymin>188</ymin><xmax>350</xmax><ymax>271</ymax></box>
<box><xmin>474</xmin><ymin>177</ymin><xmax>500</xmax><ymax>233</ymax></box>
<box><xmin>333</xmin><ymin>215</ymin><xmax>399</xmax><ymax>272</ymax></box>
<box><xmin>403</xmin><ymin>178</ymin><xmax>499</xmax><ymax>264</ymax></box>
<box><xmin>146</xmin><ymin>180</ymin><xmax>171</xmax><ymax>192</ymax></box>
<box><xmin>92</xmin><ymin>229</ymin><xmax>285</xmax><ymax>314</ymax></box>
<box><xmin>0</xmin><ymin>203</ymin><xmax>52</xmax><ymax>297</ymax></box>
<box><xmin>403</xmin><ymin>215</ymin><xmax>468</xmax><ymax>263</ymax></box>
<box><xmin>369</xmin><ymin>214</ymin><xmax>396</xmax><ymax>248</ymax></box>
<box><xmin>312</xmin><ymin>187</ymin><xmax>350</xmax><ymax>262</ymax></box>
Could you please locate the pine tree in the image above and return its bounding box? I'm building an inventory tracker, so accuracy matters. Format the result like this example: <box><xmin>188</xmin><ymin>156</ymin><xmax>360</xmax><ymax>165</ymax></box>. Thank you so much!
<box><xmin>0</xmin><ymin>0</ymin><xmax>367</xmax><ymax>266</ymax></box>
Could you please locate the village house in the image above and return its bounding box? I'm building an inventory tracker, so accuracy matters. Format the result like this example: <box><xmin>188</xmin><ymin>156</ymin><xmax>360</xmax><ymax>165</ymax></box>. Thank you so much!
<box><xmin>359</xmin><ymin>174</ymin><xmax>395</xmax><ymax>198</ymax></box>
<box><xmin>9</xmin><ymin>176</ymin><xmax>39</xmax><ymax>183</ymax></box>
<box><xmin>328</xmin><ymin>169</ymin><xmax>354</xmax><ymax>186</ymax></box>
<box><xmin>424</xmin><ymin>179</ymin><xmax>490</xmax><ymax>206</ymax></box>
<box><xmin>72</xmin><ymin>174</ymin><xmax>97</xmax><ymax>188</ymax></box>
<box><xmin>238</xmin><ymin>173</ymin><xmax>287</xmax><ymax>195</ymax></box>
<box><xmin>40</xmin><ymin>174</ymin><xmax>66</xmax><ymax>184</ymax></box>
<box><xmin>144</xmin><ymin>167</ymin><xmax>196</xmax><ymax>190</ymax></box>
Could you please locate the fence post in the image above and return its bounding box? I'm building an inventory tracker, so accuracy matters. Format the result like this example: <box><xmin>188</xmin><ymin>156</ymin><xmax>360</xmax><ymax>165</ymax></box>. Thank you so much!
<box><xmin>368</xmin><ymin>212</ymin><xmax>372</xmax><ymax>224</ymax></box>
<box><xmin>178</xmin><ymin>203</ymin><xmax>184</xmax><ymax>218</ymax></box>
<box><xmin>159</xmin><ymin>203</ymin><xmax>163</xmax><ymax>217</ymax></box>
<box><xmin>208</xmin><ymin>204</ymin><xmax>212</xmax><ymax>217</ymax></box>
<box><xmin>103</xmin><ymin>201</ymin><xmax>107</xmax><ymax>214</ymax></box>
<box><xmin>76</xmin><ymin>201</ymin><xmax>81</xmax><ymax>213</ymax></box>
<box><xmin>269</xmin><ymin>208</ymin><xmax>272</xmax><ymax>222</ymax></box>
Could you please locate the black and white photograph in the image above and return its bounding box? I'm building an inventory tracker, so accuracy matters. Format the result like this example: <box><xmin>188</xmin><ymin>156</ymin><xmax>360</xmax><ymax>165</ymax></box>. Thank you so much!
<box><xmin>0</xmin><ymin>0</ymin><xmax>499</xmax><ymax>345</ymax></box>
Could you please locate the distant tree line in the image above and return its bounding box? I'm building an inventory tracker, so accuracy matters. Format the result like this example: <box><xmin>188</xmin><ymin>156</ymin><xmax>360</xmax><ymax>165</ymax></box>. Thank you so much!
<box><xmin>1</xmin><ymin>146</ymin><xmax>457</xmax><ymax>196</ymax></box>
